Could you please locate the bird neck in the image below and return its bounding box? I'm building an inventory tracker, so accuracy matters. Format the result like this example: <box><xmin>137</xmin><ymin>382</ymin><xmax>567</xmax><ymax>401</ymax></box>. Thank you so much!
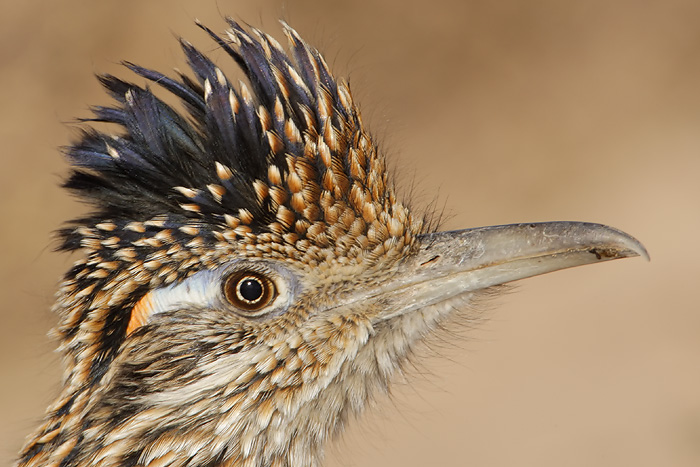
<box><xmin>19</xmin><ymin>301</ymin><xmax>446</xmax><ymax>467</ymax></box>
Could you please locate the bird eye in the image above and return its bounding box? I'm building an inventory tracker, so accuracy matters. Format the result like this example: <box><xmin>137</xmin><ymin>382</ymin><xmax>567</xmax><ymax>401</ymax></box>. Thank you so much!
<box><xmin>223</xmin><ymin>270</ymin><xmax>276</xmax><ymax>314</ymax></box>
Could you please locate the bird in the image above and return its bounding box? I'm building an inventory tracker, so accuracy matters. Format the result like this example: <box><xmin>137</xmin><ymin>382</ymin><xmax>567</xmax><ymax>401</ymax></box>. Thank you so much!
<box><xmin>16</xmin><ymin>18</ymin><xmax>647</xmax><ymax>467</ymax></box>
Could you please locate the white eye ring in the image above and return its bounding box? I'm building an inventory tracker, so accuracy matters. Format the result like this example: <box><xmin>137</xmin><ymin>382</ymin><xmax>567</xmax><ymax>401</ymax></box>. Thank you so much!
<box><xmin>126</xmin><ymin>261</ymin><xmax>299</xmax><ymax>334</ymax></box>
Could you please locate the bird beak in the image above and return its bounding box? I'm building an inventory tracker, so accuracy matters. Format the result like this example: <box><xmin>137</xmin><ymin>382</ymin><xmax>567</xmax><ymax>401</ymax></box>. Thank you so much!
<box><xmin>374</xmin><ymin>222</ymin><xmax>648</xmax><ymax>322</ymax></box>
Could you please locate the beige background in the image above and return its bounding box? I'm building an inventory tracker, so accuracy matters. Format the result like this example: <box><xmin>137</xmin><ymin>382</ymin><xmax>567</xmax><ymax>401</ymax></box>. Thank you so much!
<box><xmin>1</xmin><ymin>1</ymin><xmax>698</xmax><ymax>466</ymax></box>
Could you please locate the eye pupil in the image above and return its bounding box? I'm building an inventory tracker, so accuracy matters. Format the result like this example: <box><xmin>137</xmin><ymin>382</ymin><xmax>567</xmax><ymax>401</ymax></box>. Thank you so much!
<box><xmin>223</xmin><ymin>270</ymin><xmax>276</xmax><ymax>315</ymax></box>
<box><xmin>238</xmin><ymin>278</ymin><xmax>263</xmax><ymax>302</ymax></box>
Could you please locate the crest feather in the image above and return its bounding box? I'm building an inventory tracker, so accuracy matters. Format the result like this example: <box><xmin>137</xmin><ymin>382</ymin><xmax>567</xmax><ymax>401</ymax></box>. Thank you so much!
<box><xmin>61</xmin><ymin>18</ymin><xmax>369</xmax><ymax>252</ymax></box>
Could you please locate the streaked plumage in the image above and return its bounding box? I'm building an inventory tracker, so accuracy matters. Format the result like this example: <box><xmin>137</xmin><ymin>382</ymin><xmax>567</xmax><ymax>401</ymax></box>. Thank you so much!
<box><xmin>17</xmin><ymin>18</ymin><xmax>647</xmax><ymax>467</ymax></box>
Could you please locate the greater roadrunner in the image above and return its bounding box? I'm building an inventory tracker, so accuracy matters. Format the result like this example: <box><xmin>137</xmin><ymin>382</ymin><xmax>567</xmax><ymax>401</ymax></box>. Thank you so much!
<box><xmin>17</xmin><ymin>18</ymin><xmax>647</xmax><ymax>467</ymax></box>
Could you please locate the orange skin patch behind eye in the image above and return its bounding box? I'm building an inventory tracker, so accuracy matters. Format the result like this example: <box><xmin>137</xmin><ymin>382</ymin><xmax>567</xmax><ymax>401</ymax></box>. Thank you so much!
<box><xmin>127</xmin><ymin>292</ymin><xmax>155</xmax><ymax>336</ymax></box>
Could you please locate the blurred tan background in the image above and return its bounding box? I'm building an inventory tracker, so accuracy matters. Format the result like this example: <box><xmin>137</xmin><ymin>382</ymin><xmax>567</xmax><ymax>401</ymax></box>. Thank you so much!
<box><xmin>1</xmin><ymin>1</ymin><xmax>698</xmax><ymax>466</ymax></box>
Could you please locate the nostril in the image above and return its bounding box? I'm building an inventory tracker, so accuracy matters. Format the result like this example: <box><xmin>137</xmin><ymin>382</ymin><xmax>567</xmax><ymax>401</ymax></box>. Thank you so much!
<box><xmin>420</xmin><ymin>255</ymin><xmax>440</xmax><ymax>267</ymax></box>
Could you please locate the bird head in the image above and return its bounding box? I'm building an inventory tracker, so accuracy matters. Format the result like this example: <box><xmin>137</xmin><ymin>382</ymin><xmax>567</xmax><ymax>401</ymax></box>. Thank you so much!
<box><xmin>19</xmin><ymin>19</ymin><xmax>647</xmax><ymax>467</ymax></box>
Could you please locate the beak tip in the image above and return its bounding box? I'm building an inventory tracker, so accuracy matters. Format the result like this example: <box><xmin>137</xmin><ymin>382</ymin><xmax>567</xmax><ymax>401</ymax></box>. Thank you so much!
<box><xmin>604</xmin><ymin>227</ymin><xmax>649</xmax><ymax>262</ymax></box>
<box><xmin>637</xmin><ymin>245</ymin><xmax>651</xmax><ymax>262</ymax></box>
